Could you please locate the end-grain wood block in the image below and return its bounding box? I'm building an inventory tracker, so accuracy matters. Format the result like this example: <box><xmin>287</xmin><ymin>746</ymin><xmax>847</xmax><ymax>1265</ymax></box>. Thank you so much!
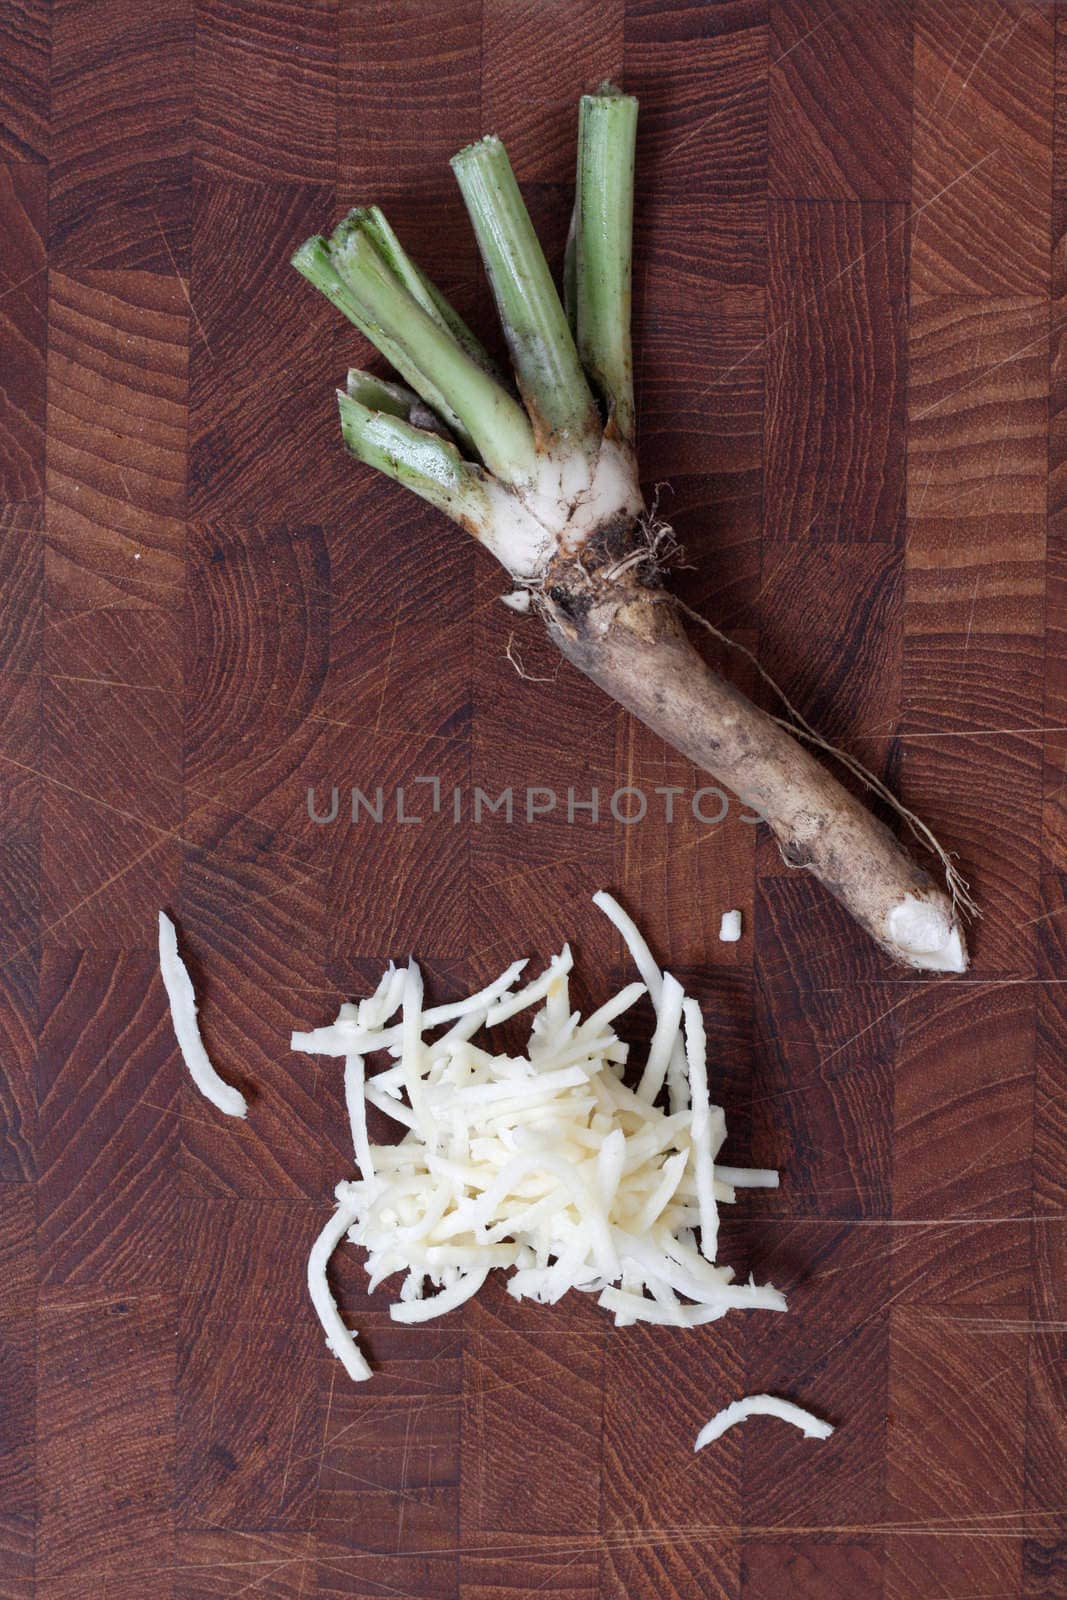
<box><xmin>908</xmin><ymin>296</ymin><xmax>1048</xmax><ymax>534</ymax></box>
<box><xmin>176</xmin><ymin>827</ymin><xmax>349</xmax><ymax>1199</ymax></box>
<box><xmin>740</xmin><ymin>1221</ymin><xmax>890</xmax><ymax>1527</ymax></box>
<box><xmin>196</xmin><ymin>0</ymin><xmax>336</xmax><ymax>185</ymax></box>
<box><xmin>315</xmin><ymin>1548</ymin><xmax>458</xmax><ymax>1600</ymax></box>
<box><xmin>1048</xmin><ymin>48</ymin><xmax>1067</xmax><ymax>905</ymax></box>
<box><xmin>1025</xmin><ymin>1214</ymin><xmax>1067</xmax><ymax>1526</ymax></box>
<box><xmin>600</xmin><ymin>1317</ymin><xmax>741</xmax><ymax>1600</ymax></box>
<box><xmin>906</xmin><ymin>301</ymin><xmax>1047</xmax><ymax>714</ymax></box>
<box><xmin>40</xmin><ymin>674</ymin><xmax>182</xmax><ymax>942</ymax></box>
<box><xmin>0</xmin><ymin>950</ymin><xmax>35</xmax><ymax>1183</ymax></box>
<box><xmin>888</xmin><ymin>1218</ymin><xmax>1030</xmax><ymax>1315</ymax></box>
<box><xmin>601</xmin><ymin>1530</ymin><xmax>738</xmax><ymax>1598</ymax></box>
<box><xmin>743</xmin><ymin>1546</ymin><xmax>885</xmax><ymax>1600</ymax></box>
<box><xmin>637</xmin><ymin>192</ymin><xmax>767</xmax><ymax>306</ymax></box>
<box><xmin>46</xmin><ymin>265</ymin><xmax>186</xmax><ymax>682</ymax></box>
<box><xmin>0</xmin><ymin>1186</ymin><xmax>35</xmax><ymax>1600</ymax></box>
<box><xmin>0</xmin><ymin>163</ymin><xmax>45</xmax><ymax>502</ymax></box>
<box><xmin>1050</xmin><ymin>414</ymin><xmax>1067</xmax><ymax>815</ymax></box>
<box><xmin>173</xmin><ymin>1531</ymin><xmax>314</xmax><ymax>1599</ymax></box>
<box><xmin>338</xmin><ymin>0</ymin><xmax>480</xmax><ymax>198</ymax></box>
<box><xmin>0</xmin><ymin>837</ymin><xmax>37</xmax><ymax>971</ymax></box>
<box><xmin>0</xmin><ymin>511</ymin><xmax>38</xmax><ymax>1187</ymax></box>
<box><xmin>37</xmin><ymin>1288</ymin><xmax>175</xmax><ymax>1591</ymax></box>
<box><xmin>1023</xmin><ymin>1541</ymin><xmax>1067</xmax><ymax>1600</ymax></box>
<box><xmin>299</xmin><ymin>720</ymin><xmax>470</xmax><ymax>966</ymax></box>
<box><xmin>483</xmin><ymin>0</ymin><xmax>623</xmax><ymax>183</ymax></box>
<box><xmin>906</xmin><ymin>293</ymin><xmax>1047</xmax><ymax>972</ymax></box>
<box><xmin>912</xmin><ymin>0</ymin><xmax>1053</xmax><ymax>299</ymax></box>
<box><xmin>886</xmin><ymin>1309</ymin><xmax>1028</xmax><ymax>1597</ymax></box>
<box><xmin>461</xmin><ymin>1546</ymin><xmax>598</xmax><ymax>1600</ymax></box>
<box><xmin>885</xmin><ymin>1534</ymin><xmax>1021</xmax><ymax>1600</ymax></box>
<box><xmin>317</xmin><ymin>1325</ymin><xmax>462</xmax><ymax>1498</ymax></box>
<box><xmin>624</xmin><ymin>0</ymin><xmax>767</xmax><ymax>202</ymax></box>
<box><xmin>892</xmin><ymin>984</ymin><xmax>1034</xmax><ymax>1221</ymax></box>
<box><xmin>183</xmin><ymin>520</ymin><xmax>330</xmax><ymax>801</ymax></box>
<box><xmin>0</xmin><ymin>502</ymin><xmax>41</xmax><ymax>842</ymax></box>
<box><xmin>177</xmin><ymin>1198</ymin><xmax>320</xmax><ymax>1530</ymax></box>
<box><xmin>752</xmin><ymin>953</ymin><xmax>898</xmax><ymax>1217</ymax></box>
<box><xmin>903</xmin><ymin>518</ymin><xmax>1046</xmax><ymax>729</ymax></box>
<box><xmin>754</xmin><ymin>542</ymin><xmax>903</xmax><ymax>755</ymax></box>
<box><xmin>1034</xmin><ymin>881</ymin><xmax>1067</xmax><ymax>1217</ymax></box>
<box><xmin>636</xmin><ymin>289</ymin><xmax>763</xmax><ymax>481</ymax></box>
<box><xmin>323</xmin><ymin>494</ymin><xmax>473</xmax><ymax>743</ymax></box>
<box><xmin>36</xmin><ymin>947</ymin><xmax>180</xmax><ymax>1285</ymax></box>
<box><xmin>769</xmin><ymin>0</ymin><xmax>911</xmax><ymax>202</ymax></box>
<box><xmin>0</xmin><ymin>0</ymin><xmax>48</xmax><ymax>164</ymax></box>
<box><xmin>189</xmin><ymin>179</ymin><xmax>351</xmax><ymax>524</ymax></box>
<box><xmin>315</xmin><ymin>1312</ymin><xmax>461</xmax><ymax>1559</ymax></box>
<box><xmin>50</xmin><ymin>0</ymin><xmax>191</xmax><ymax>271</ymax></box>
<box><xmin>461</xmin><ymin>1313</ymin><xmax>602</xmax><ymax>1539</ymax></box>
<box><xmin>632</xmin><ymin>190</ymin><xmax>765</xmax><ymax>478</ymax></box>
<box><xmin>665</xmin><ymin>469</ymin><xmax>763</xmax><ymax>632</ymax></box>
<box><xmin>767</xmin><ymin>200</ymin><xmax>907</xmax><ymax>543</ymax></box>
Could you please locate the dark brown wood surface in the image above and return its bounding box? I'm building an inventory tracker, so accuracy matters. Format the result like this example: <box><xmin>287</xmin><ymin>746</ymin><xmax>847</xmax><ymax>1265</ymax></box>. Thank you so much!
<box><xmin>1</xmin><ymin>2</ymin><xmax>1064</xmax><ymax>1596</ymax></box>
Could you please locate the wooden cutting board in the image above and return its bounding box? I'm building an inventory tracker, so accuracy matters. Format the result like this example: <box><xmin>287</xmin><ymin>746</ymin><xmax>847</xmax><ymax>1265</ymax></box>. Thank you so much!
<box><xmin>1</xmin><ymin>2</ymin><xmax>1063</xmax><ymax>1596</ymax></box>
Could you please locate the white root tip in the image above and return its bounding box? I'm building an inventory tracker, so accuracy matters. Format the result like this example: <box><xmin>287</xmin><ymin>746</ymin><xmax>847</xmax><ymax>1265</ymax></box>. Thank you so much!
<box><xmin>885</xmin><ymin>894</ymin><xmax>968</xmax><ymax>973</ymax></box>
<box><xmin>718</xmin><ymin>910</ymin><xmax>742</xmax><ymax>943</ymax></box>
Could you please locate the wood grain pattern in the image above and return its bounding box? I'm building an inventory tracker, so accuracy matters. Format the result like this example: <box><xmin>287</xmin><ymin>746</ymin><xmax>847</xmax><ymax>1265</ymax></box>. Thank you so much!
<box><xmin>769</xmin><ymin>0</ymin><xmax>912</xmax><ymax>202</ymax></box>
<box><xmin>1</xmin><ymin>5</ymin><xmax>1064</xmax><ymax>1598</ymax></box>
<box><xmin>912</xmin><ymin>0</ymin><xmax>1053</xmax><ymax>298</ymax></box>
<box><xmin>483</xmin><ymin>1</ymin><xmax>624</xmax><ymax>183</ymax></box>
<box><xmin>0</xmin><ymin>502</ymin><xmax>40</xmax><ymax>1184</ymax></box>
<box><xmin>36</xmin><ymin>1289</ymin><xmax>175</xmax><ymax>1591</ymax></box>
<box><xmin>49</xmin><ymin>0</ymin><xmax>192</xmax><ymax>272</ymax></box>
<box><xmin>36</xmin><ymin>947</ymin><xmax>180</xmax><ymax>1284</ymax></box>
<box><xmin>0</xmin><ymin>1186</ymin><xmax>35</xmax><ymax>1600</ymax></box>
<box><xmin>766</xmin><ymin>200</ymin><xmax>907</xmax><ymax>542</ymax></box>
<box><xmin>0</xmin><ymin>0</ymin><xmax>48</xmax><ymax>165</ymax></box>
<box><xmin>0</xmin><ymin>163</ymin><xmax>46</xmax><ymax>503</ymax></box>
<box><xmin>196</xmin><ymin>0</ymin><xmax>337</xmax><ymax>186</ymax></box>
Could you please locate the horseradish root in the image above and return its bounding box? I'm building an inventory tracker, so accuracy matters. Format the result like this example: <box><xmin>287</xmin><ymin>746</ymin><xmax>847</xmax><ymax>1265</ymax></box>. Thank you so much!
<box><xmin>293</xmin><ymin>88</ymin><xmax>971</xmax><ymax>973</ymax></box>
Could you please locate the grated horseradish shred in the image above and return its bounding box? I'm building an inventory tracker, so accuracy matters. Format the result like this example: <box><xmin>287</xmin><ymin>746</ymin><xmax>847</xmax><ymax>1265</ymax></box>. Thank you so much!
<box><xmin>158</xmin><ymin>911</ymin><xmax>248</xmax><ymax>1119</ymax></box>
<box><xmin>694</xmin><ymin>1394</ymin><xmax>834</xmax><ymax>1450</ymax></box>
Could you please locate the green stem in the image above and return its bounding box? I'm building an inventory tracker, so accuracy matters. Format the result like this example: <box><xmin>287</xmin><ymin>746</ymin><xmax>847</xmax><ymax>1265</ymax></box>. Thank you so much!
<box><xmin>292</xmin><ymin>235</ymin><xmax>473</xmax><ymax>452</ymax></box>
<box><xmin>344</xmin><ymin>367</ymin><xmax>425</xmax><ymax>420</ymax></box>
<box><xmin>451</xmin><ymin>136</ymin><xmax>598</xmax><ymax>448</ymax></box>
<box><xmin>351</xmin><ymin>206</ymin><xmax>500</xmax><ymax>378</ymax></box>
<box><xmin>337</xmin><ymin>390</ymin><xmax>491</xmax><ymax>530</ymax></box>
<box><xmin>563</xmin><ymin>204</ymin><xmax>578</xmax><ymax>334</ymax></box>
<box><xmin>328</xmin><ymin>221</ymin><xmax>537</xmax><ymax>485</ymax></box>
<box><xmin>574</xmin><ymin>87</ymin><xmax>638</xmax><ymax>444</ymax></box>
<box><xmin>345</xmin><ymin>368</ymin><xmax>453</xmax><ymax>439</ymax></box>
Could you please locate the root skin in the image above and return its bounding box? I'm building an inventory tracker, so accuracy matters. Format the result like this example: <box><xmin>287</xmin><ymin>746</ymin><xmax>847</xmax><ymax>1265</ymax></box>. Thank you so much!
<box><xmin>540</xmin><ymin>542</ymin><xmax>968</xmax><ymax>974</ymax></box>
